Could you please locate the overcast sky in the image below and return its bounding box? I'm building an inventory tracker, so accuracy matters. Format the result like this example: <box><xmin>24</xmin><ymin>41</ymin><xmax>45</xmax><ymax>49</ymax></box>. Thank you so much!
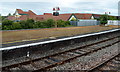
<box><xmin>0</xmin><ymin>0</ymin><xmax>120</xmax><ymax>16</ymax></box>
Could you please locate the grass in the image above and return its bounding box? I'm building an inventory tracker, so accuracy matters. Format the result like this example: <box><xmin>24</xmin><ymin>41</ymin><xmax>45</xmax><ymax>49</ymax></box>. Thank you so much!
<box><xmin>2</xmin><ymin>25</ymin><xmax>119</xmax><ymax>44</ymax></box>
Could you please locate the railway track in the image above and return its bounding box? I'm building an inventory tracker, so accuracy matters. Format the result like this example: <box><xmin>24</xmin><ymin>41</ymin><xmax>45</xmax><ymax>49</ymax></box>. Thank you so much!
<box><xmin>89</xmin><ymin>54</ymin><xmax>120</xmax><ymax>72</ymax></box>
<box><xmin>2</xmin><ymin>36</ymin><xmax>120</xmax><ymax>72</ymax></box>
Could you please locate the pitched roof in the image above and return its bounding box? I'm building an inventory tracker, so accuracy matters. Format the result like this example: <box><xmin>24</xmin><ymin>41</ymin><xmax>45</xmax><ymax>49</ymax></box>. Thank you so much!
<box><xmin>7</xmin><ymin>15</ymin><xmax>37</xmax><ymax>21</ymax></box>
<box><xmin>92</xmin><ymin>14</ymin><xmax>101</xmax><ymax>19</ymax></box>
<box><xmin>44</xmin><ymin>13</ymin><xmax>52</xmax><ymax>15</ymax></box>
<box><xmin>36</xmin><ymin>14</ymin><xmax>72</xmax><ymax>21</ymax></box>
<box><xmin>16</xmin><ymin>9</ymin><xmax>36</xmax><ymax>15</ymax></box>
<box><xmin>73</xmin><ymin>13</ymin><xmax>93</xmax><ymax>19</ymax></box>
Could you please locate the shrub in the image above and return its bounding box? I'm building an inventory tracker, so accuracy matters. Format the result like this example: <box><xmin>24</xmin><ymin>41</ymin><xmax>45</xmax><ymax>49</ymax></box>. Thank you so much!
<box><xmin>2</xmin><ymin>18</ymin><xmax>72</xmax><ymax>30</ymax></box>
<box><xmin>2</xmin><ymin>20</ymin><xmax>13</xmax><ymax>26</ymax></box>
<box><xmin>46</xmin><ymin>19</ymin><xmax>55</xmax><ymax>28</ymax></box>
<box><xmin>57</xmin><ymin>20</ymin><xmax>65</xmax><ymax>27</ymax></box>
<box><xmin>11</xmin><ymin>22</ymin><xmax>21</xmax><ymax>30</ymax></box>
<box><xmin>99</xmin><ymin>14</ymin><xmax>108</xmax><ymax>26</ymax></box>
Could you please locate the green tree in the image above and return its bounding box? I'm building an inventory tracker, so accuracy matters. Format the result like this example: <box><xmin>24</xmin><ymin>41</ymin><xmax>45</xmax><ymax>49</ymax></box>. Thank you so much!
<box><xmin>19</xmin><ymin>20</ymin><xmax>28</xmax><ymax>29</ymax></box>
<box><xmin>46</xmin><ymin>19</ymin><xmax>55</xmax><ymax>28</ymax></box>
<box><xmin>7</xmin><ymin>13</ymin><xmax>12</xmax><ymax>16</ymax></box>
<box><xmin>26</xmin><ymin>19</ymin><xmax>34</xmax><ymax>23</ymax></box>
<box><xmin>35</xmin><ymin>21</ymin><xmax>45</xmax><ymax>28</ymax></box>
<box><xmin>1</xmin><ymin>16</ymin><xmax>7</xmax><ymax>21</ymax></box>
<box><xmin>108</xmin><ymin>16</ymin><xmax>117</xmax><ymax>20</ymax></box>
<box><xmin>0</xmin><ymin>16</ymin><xmax>2</xmax><ymax>23</ymax></box>
<box><xmin>64</xmin><ymin>21</ymin><xmax>71</xmax><ymax>26</ymax></box>
<box><xmin>57</xmin><ymin>20</ymin><xmax>65</xmax><ymax>27</ymax></box>
<box><xmin>2</xmin><ymin>20</ymin><xmax>13</xmax><ymax>26</ymax></box>
<box><xmin>26</xmin><ymin>19</ymin><xmax>35</xmax><ymax>28</ymax></box>
<box><xmin>19</xmin><ymin>19</ymin><xmax>35</xmax><ymax>29</ymax></box>
<box><xmin>11</xmin><ymin>22</ymin><xmax>21</xmax><ymax>30</ymax></box>
<box><xmin>2</xmin><ymin>25</ymin><xmax>12</xmax><ymax>30</ymax></box>
<box><xmin>99</xmin><ymin>14</ymin><xmax>108</xmax><ymax>26</ymax></box>
<box><xmin>41</xmin><ymin>21</ymin><xmax>48</xmax><ymax>28</ymax></box>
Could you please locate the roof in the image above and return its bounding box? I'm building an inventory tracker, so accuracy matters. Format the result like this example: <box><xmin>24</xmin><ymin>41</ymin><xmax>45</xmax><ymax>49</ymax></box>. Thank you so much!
<box><xmin>7</xmin><ymin>15</ymin><xmax>37</xmax><ymax>21</ymax></box>
<box><xmin>16</xmin><ymin>9</ymin><xmax>36</xmax><ymax>15</ymax></box>
<box><xmin>73</xmin><ymin>13</ymin><xmax>93</xmax><ymax>19</ymax></box>
<box><xmin>92</xmin><ymin>14</ymin><xmax>101</xmax><ymax>19</ymax></box>
<box><xmin>44</xmin><ymin>13</ymin><xmax>52</xmax><ymax>15</ymax></box>
<box><xmin>36</xmin><ymin>14</ymin><xmax>72</xmax><ymax>21</ymax></box>
<box><xmin>8</xmin><ymin>10</ymin><xmax>72</xmax><ymax>21</ymax></box>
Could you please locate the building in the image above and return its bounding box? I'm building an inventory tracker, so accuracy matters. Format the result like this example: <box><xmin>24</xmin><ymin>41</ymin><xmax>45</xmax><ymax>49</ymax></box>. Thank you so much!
<box><xmin>8</xmin><ymin>9</ymin><xmax>37</xmax><ymax>21</ymax></box>
<box><xmin>7</xmin><ymin>9</ymin><xmax>118</xmax><ymax>23</ymax></box>
<box><xmin>69</xmin><ymin>13</ymin><xmax>100</xmax><ymax>26</ymax></box>
<box><xmin>14</xmin><ymin>9</ymin><xmax>36</xmax><ymax>16</ymax></box>
<box><xmin>7</xmin><ymin>9</ymin><xmax>72</xmax><ymax>21</ymax></box>
<box><xmin>68</xmin><ymin>13</ymin><xmax>102</xmax><ymax>21</ymax></box>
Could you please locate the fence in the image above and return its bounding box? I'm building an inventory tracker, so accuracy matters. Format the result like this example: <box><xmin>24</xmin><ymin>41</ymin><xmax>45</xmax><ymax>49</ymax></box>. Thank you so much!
<box><xmin>70</xmin><ymin>19</ymin><xmax>100</xmax><ymax>26</ymax></box>
<box><xmin>107</xmin><ymin>20</ymin><xmax>120</xmax><ymax>25</ymax></box>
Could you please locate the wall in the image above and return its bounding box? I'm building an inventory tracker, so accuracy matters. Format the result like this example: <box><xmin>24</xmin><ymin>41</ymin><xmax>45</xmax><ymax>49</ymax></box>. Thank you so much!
<box><xmin>70</xmin><ymin>20</ymin><xmax>100</xmax><ymax>26</ymax></box>
<box><xmin>107</xmin><ymin>20</ymin><xmax>120</xmax><ymax>25</ymax></box>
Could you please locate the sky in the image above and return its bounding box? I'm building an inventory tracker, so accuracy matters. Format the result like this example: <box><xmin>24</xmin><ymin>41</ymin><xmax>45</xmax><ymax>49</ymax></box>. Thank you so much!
<box><xmin>0</xmin><ymin>0</ymin><xmax>120</xmax><ymax>16</ymax></box>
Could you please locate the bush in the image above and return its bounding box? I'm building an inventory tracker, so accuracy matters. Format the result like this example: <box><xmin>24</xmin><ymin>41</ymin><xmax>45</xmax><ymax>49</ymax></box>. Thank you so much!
<box><xmin>11</xmin><ymin>22</ymin><xmax>21</xmax><ymax>30</ymax></box>
<box><xmin>2</xmin><ymin>19</ymin><xmax>72</xmax><ymax>30</ymax></box>
<box><xmin>57</xmin><ymin>20</ymin><xmax>65</xmax><ymax>27</ymax></box>
<box><xmin>26</xmin><ymin>19</ymin><xmax>34</xmax><ymax>23</ymax></box>
<box><xmin>46</xmin><ymin>19</ymin><xmax>55</xmax><ymax>28</ymax></box>
<box><xmin>64</xmin><ymin>21</ymin><xmax>70</xmax><ymax>26</ymax></box>
<box><xmin>57</xmin><ymin>20</ymin><xmax>70</xmax><ymax>27</ymax></box>
<box><xmin>2</xmin><ymin>25</ymin><xmax>12</xmax><ymax>30</ymax></box>
<box><xmin>19</xmin><ymin>19</ymin><xmax>35</xmax><ymax>29</ymax></box>
<box><xmin>19</xmin><ymin>20</ymin><xmax>27</xmax><ymax>29</ymax></box>
<box><xmin>2</xmin><ymin>20</ymin><xmax>13</xmax><ymax>26</ymax></box>
<box><xmin>35</xmin><ymin>21</ymin><xmax>46</xmax><ymax>28</ymax></box>
<box><xmin>99</xmin><ymin>14</ymin><xmax>108</xmax><ymax>26</ymax></box>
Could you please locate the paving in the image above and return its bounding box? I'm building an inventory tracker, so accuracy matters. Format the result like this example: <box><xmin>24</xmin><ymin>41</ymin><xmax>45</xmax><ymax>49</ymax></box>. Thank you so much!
<box><xmin>2</xmin><ymin>28</ymin><xmax>119</xmax><ymax>48</ymax></box>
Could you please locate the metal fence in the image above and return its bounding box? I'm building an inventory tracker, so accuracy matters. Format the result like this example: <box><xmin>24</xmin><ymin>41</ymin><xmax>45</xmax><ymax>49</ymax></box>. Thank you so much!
<box><xmin>70</xmin><ymin>20</ymin><xmax>100</xmax><ymax>26</ymax></box>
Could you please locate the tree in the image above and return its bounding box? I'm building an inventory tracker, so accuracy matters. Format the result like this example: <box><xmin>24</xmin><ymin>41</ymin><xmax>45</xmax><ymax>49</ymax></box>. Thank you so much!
<box><xmin>108</xmin><ymin>16</ymin><xmax>117</xmax><ymax>20</ymax></box>
<box><xmin>26</xmin><ymin>19</ymin><xmax>35</xmax><ymax>28</ymax></box>
<box><xmin>46</xmin><ymin>19</ymin><xmax>55</xmax><ymax>28</ymax></box>
<box><xmin>35</xmin><ymin>21</ymin><xmax>45</xmax><ymax>28</ymax></box>
<box><xmin>19</xmin><ymin>19</ymin><xmax>35</xmax><ymax>29</ymax></box>
<box><xmin>7</xmin><ymin>13</ymin><xmax>12</xmax><ymax>16</ymax></box>
<box><xmin>19</xmin><ymin>20</ymin><xmax>28</xmax><ymax>29</ymax></box>
<box><xmin>11</xmin><ymin>22</ymin><xmax>21</xmax><ymax>30</ymax></box>
<box><xmin>1</xmin><ymin>16</ymin><xmax>7</xmax><ymax>21</ymax></box>
<box><xmin>56</xmin><ymin>20</ymin><xmax>65</xmax><ymax>27</ymax></box>
<box><xmin>26</xmin><ymin>19</ymin><xmax>34</xmax><ymax>23</ymax></box>
<box><xmin>2</xmin><ymin>20</ymin><xmax>13</xmax><ymax>26</ymax></box>
<box><xmin>99</xmin><ymin>14</ymin><xmax>108</xmax><ymax>26</ymax></box>
<box><xmin>64</xmin><ymin>21</ymin><xmax>70</xmax><ymax>26</ymax></box>
<box><xmin>0</xmin><ymin>16</ymin><xmax>2</xmax><ymax>23</ymax></box>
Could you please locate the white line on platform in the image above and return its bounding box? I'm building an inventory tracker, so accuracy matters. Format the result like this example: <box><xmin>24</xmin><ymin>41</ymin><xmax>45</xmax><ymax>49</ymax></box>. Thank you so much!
<box><xmin>1</xmin><ymin>28</ymin><xmax>120</xmax><ymax>51</ymax></box>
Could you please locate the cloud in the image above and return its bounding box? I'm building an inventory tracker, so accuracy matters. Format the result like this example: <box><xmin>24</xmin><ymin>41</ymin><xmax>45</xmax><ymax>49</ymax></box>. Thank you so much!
<box><xmin>0</xmin><ymin>0</ymin><xmax>119</xmax><ymax>16</ymax></box>
<box><xmin>0</xmin><ymin>2</ymin><xmax>55</xmax><ymax>15</ymax></box>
